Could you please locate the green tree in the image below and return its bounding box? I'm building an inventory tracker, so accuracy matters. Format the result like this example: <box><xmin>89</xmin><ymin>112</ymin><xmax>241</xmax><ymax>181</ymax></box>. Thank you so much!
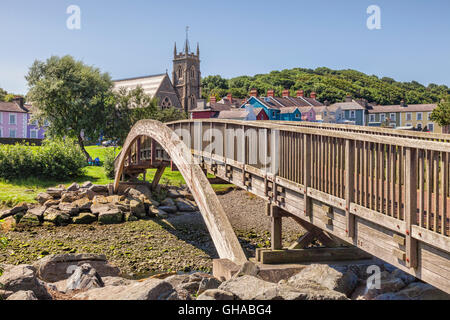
<box><xmin>430</xmin><ymin>96</ymin><xmax>450</xmax><ymax>127</ymax></box>
<box><xmin>0</xmin><ymin>88</ymin><xmax>7</xmax><ymax>101</ymax></box>
<box><xmin>26</xmin><ymin>55</ymin><xmax>113</xmax><ymax>160</ymax></box>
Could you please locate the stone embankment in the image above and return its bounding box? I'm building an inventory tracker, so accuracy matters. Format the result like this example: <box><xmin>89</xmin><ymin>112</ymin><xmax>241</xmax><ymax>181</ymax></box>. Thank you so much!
<box><xmin>0</xmin><ymin>182</ymin><xmax>198</xmax><ymax>228</ymax></box>
<box><xmin>0</xmin><ymin>254</ymin><xmax>448</xmax><ymax>300</ymax></box>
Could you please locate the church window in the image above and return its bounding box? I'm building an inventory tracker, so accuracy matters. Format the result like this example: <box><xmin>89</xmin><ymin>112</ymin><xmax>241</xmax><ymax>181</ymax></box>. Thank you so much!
<box><xmin>161</xmin><ymin>97</ymin><xmax>172</xmax><ymax>109</ymax></box>
<box><xmin>190</xmin><ymin>66</ymin><xmax>196</xmax><ymax>80</ymax></box>
<box><xmin>177</xmin><ymin>66</ymin><xmax>183</xmax><ymax>79</ymax></box>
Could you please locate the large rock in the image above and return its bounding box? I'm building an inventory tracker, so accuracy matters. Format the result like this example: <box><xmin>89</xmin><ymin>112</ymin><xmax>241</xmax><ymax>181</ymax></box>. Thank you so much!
<box><xmin>73</xmin><ymin>278</ymin><xmax>175</xmax><ymax>300</ymax></box>
<box><xmin>43</xmin><ymin>199</ymin><xmax>60</xmax><ymax>208</ymax></box>
<box><xmin>67</xmin><ymin>183</ymin><xmax>80</xmax><ymax>192</ymax></box>
<box><xmin>175</xmin><ymin>199</ymin><xmax>198</xmax><ymax>212</ymax></box>
<box><xmin>130</xmin><ymin>200</ymin><xmax>146</xmax><ymax>218</ymax></box>
<box><xmin>219</xmin><ymin>275</ymin><xmax>280</xmax><ymax>300</ymax></box>
<box><xmin>197</xmin><ymin>277</ymin><xmax>222</xmax><ymax>295</ymax></box>
<box><xmin>0</xmin><ymin>265</ymin><xmax>52</xmax><ymax>300</ymax></box>
<box><xmin>391</xmin><ymin>269</ymin><xmax>416</xmax><ymax>286</ymax></box>
<box><xmin>58</xmin><ymin>203</ymin><xmax>79</xmax><ymax>216</ymax></box>
<box><xmin>102</xmin><ymin>276</ymin><xmax>137</xmax><ymax>287</ymax></box>
<box><xmin>90</xmin><ymin>203</ymin><xmax>113</xmax><ymax>216</ymax></box>
<box><xmin>60</xmin><ymin>191</ymin><xmax>79</xmax><ymax>203</ymax></box>
<box><xmin>353</xmin><ymin>271</ymin><xmax>406</xmax><ymax>299</ymax></box>
<box><xmin>233</xmin><ymin>261</ymin><xmax>260</xmax><ymax>278</ymax></box>
<box><xmin>36</xmin><ymin>193</ymin><xmax>52</xmax><ymax>205</ymax></box>
<box><xmin>159</xmin><ymin>206</ymin><xmax>177</xmax><ymax>214</ymax></box>
<box><xmin>375</xmin><ymin>282</ymin><xmax>450</xmax><ymax>300</ymax></box>
<box><xmin>73</xmin><ymin>198</ymin><xmax>93</xmax><ymax>211</ymax></box>
<box><xmin>89</xmin><ymin>185</ymin><xmax>108</xmax><ymax>193</ymax></box>
<box><xmin>27</xmin><ymin>206</ymin><xmax>46</xmax><ymax>218</ymax></box>
<box><xmin>277</xmin><ymin>280</ymin><xmax>348</xmax><ymax>300</ymax></box>
<box><xmin>197</xmin><ymin>289</ymin><xmax>235</xmax><ymax>300</ymax></box>
<box><xmin>98</xmin><ymin>209</ymin><xmax>123</xmax><ymax>225</ymax></box>
<box><xmin>0</xmin><ymin>202</ymin><xmax>28</xmax><ymax>219</ymax></box>
<box><xmin>46</xmin><ymin>187</ymin><xmax>65</xmax><ymax>199</ymax></box>
<box><xmin>64</xmin><ymin>263</ymin><xmax>104</xmax><ymax>293</ymax></box>
<box><xmin>18</xmin><ymin>212</ymin><xmax>41</xmax><ymax>226</ymax></box>
<box><xmin>161</xmin><ymin>198</ymin><xmax>175</xmax><ymax>207</ymax></box>
<box><xmin>73</xmin><ymin>213</ymin><xmax>97</xmax><ymax>225</ymax></box>
<box><xmin>79</xmin><ymin>189</ymin><xmax>96</xmax><ymax>200</ymax></box>
<box><xmin>81</xmin><ymin>181</ymin><xmax>93</xmax><ymax>189</ymax></box>
<box><xmin>44</xmin><ymin>208</ymin><xmax>71</xmax><ymax>226</ymax></box>
<box><xmin>287</xmin><ymin>264</ymin><xmax>358</xmax><ymax>297</ymax></box>
<box><xmin>6</xmin><ymin>290</ymin><xmax>38</xmax><ymax>300</ymax></box>
<box><xmin>33</xmin><ymin>254</ymin><xmax>120</xmax><ymax>283</ymax></box>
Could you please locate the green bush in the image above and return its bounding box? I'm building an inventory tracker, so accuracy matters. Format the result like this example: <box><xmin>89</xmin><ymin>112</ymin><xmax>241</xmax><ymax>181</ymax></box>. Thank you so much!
<box><xmin>103</xmin><ymin>148</ymin><xmax>116</xmax><ymax>179</ymax></box>
<box><xmin>0</xmin><ymin>138</ymin><xmax>85</xmax><ymax>180</ymax></box>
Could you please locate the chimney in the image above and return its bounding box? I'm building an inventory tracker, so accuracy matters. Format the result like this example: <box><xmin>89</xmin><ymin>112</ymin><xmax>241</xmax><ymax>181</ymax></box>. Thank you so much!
<box><xmin>345</xmin><ymin>94</ymin><xmax>352</xmax><ymax>102</ymax></box>
<box><xmin>13</xmin><ymin>96</ymin><xmax>24</xmax><ymax>109</ymax></box>
<box><xmin>282</xmin><ymin>89</ymin><xmax>290</xmax><ymax>98</ymax></box>
<box><xmin>210</xmin><ymin>95</ymin><xmax>216</xmax><ymax>104</ymax></box>
<box><xmin>249</xmin><ymin>89</ymin><xmax>258</xmax><ymax>97</ymax></box>
<box><xmin>296</xmin><ymin>90</ymin><xmax>304</xmax><ymax>98</ymax></box>
<box><xmin>400</xmin><ymin>99</ymin><xmax>407</xmax><ymax>107</ymax></box>
<box><xmin>267</xmin><ymin>89</ymin><xmax>275</xmax><ymax>98</ymax></box>
<box><xmin>227</xmin><ymin>93</ymin><xmax>232</xmax><ymax>103</ymax></box>
<box><xmin>310</xmin><ymin>92</ymin><xmax>317</xmax><ymax>99</ymax></box>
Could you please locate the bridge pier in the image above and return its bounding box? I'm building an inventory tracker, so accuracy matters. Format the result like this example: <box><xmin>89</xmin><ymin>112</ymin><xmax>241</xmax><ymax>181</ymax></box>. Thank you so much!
<box><xmin>270</xmin><ymin>205</ymin><xmax>283</xmax><ymax>250</ymax></box>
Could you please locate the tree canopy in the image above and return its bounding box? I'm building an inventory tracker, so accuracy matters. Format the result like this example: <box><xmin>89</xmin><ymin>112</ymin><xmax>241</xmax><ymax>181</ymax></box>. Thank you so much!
<box><xmin>201</xmin><ymin>67</ymin><xmax>450</xmax><ymax>105</ymax></box>
<box><xmin>431</xmin><ymin>95</ymin><xmax>450</xmax><ymax>127</ymax></box>
<box><xmin>26</xmin><ymin>55</ymin><xmax>114</xmax><ymax>159</ymax></box>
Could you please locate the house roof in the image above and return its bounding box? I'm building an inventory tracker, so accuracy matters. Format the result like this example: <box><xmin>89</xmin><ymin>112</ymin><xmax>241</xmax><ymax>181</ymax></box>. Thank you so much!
<box><xmin>113</xmin><ymin>73</ymin><xmax>167</xmax><ymax>98</ymax></box>
<box><xmin>368</xmin><ymin>104</ymin><xmax>437</xmax><ymax>113</ymax></box>
<box><xmin>190</xmin><ymin>103</ymin><xmax>232</xmax><ymax>113</ymax></box>
<box><xmin>217</xmin><ymin>110</ymin><xmax>250</xmax><ymax>120</ymax></box>
<box><xmin>219</xmin><ymin>96</ymin><xmax>245</xmax><ymax>106</ymax></box>
<box><xmin>0</xmin><ymin>101</ymin><xmax>29</xmax><ymax>113</ymax></box>
<box><xmin>331</xmin><ymin>100</ymin><xmax>366</xmax><ymax>110</ymax></box>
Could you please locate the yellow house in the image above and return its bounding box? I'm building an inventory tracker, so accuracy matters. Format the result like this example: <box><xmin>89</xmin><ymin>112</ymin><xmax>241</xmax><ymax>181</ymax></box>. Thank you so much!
<box><xmin>398</xmin><ymin>104</ymin><xmax>443</xmax><ymax>133</ymax></box>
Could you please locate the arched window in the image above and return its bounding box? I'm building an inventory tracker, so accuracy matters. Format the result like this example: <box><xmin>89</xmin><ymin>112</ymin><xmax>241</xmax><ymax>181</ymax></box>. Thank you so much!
<box><xmin>190</xmin><ymin>66</ymin><xmax>196</xmax><ymax>80</ymax></box>
<box><xmin>177</xmin><ymin>66</ymin><xmax>183</xmax><ymax>79</ymax></box>
<box><xmin>161</xmin><ymin>97</ymin><xmax>172</xmax><ymax>109</ymax></box>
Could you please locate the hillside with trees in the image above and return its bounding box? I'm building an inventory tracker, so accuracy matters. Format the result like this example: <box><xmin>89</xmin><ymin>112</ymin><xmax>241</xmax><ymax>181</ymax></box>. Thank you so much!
<box><xmin>202</xmin><ymin>67</ymin><xmax>450</xmax><ymax>105</ymax></box>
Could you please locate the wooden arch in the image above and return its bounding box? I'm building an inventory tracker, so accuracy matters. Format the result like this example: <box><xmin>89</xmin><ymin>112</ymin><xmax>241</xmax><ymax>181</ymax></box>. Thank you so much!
<box><xmin>114</xmin><ymin>119</ymin><xmax>247</xmax><ymax>264</ymax></box>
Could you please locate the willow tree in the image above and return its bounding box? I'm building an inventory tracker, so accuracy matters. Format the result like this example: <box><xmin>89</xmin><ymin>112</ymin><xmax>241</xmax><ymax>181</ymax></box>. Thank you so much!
<box><xmin>26</xmin><ymin>55</ymin><xmax>113</xmax><ymax>160</ymax></box>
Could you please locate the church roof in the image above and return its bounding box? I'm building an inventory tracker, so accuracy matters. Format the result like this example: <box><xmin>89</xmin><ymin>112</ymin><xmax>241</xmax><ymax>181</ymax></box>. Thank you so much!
<box><xmin>113</xmin><ymin>73</ymin><xmax>168</xmax><ymax>98</ymax></box>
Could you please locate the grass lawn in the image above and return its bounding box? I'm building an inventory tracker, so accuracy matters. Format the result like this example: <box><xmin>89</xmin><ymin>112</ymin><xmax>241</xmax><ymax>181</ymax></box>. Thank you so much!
<box><xmin>0</xmin><ymin>145</ymin><xmax>233</xmax><ymax>207</ymax></box>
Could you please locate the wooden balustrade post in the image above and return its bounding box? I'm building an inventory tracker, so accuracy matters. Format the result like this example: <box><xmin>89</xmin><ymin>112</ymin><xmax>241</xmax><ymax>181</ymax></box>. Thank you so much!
<box><xmin>345</xmin><ymin>139</ymin><xmax>356</xmax><ymax>238</ymax></box>
<box><xmin>136</xmin><ymin>137</ymin><xmax>141</xmax><ymax>164</ymax></box>
<box><xmin>303</xmin><ymin>134</ymin><xmax>312</xmax><ymax>216</ymax></box>
<box><xmin>271</xmin><ymin>205</ymin><xmax>283</xmax><ymax>250</ymax></box>
<box><xmin>405</xmin><ymin>147</ymin><xmax>418</xmax><ymax>268</ymax></box>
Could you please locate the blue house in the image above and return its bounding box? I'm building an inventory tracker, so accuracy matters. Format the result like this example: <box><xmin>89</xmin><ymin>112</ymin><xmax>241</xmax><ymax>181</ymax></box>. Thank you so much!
<box><xmin>329</xmin><ymin>98</ymin><xmax>368</xmax><ymax>126</ymax></box>
<box><xmin>241</xmin><ymin>96</ymin><xmax>281</xmax><ymax>120</ymax></box>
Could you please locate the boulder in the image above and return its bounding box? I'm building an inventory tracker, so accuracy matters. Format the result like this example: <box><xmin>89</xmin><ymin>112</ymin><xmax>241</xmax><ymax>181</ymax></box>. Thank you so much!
<box><xmin>73</xmin><ymin>213</ymin><xmax>97</xmax><ymax>225</ymax></box>
<box><xmin>355</xmin><ymin>271</ymin><xmax>406</xmax><ymax>299</ymax></box>
<box><xmin>197</xmin><ymin>277</ymin><xmax>222</xmax><ymax>295</ymax></box>
<box><xmin>98</xmin><ymin>209</ymin><xmax>123</xmax><ymax>225</ymax></box>
<box><xmin>219</xmin><ymin>275</ymin><xmax>280</xmax><ymax>300</ymax></box>
<box><xmin>0</xmin><ymin>264</ymin><xmax>52</xmax><ymax>300</ymax></box>
<box><xmin>1</xmin><ymin>216</ymin><xmax>18</xmax><ymax>231</ymax></box>
<box><xmin>161</xmin><ymin>198</ymin><xmax>175</xmax><ymax>207</ymax></box>
<box><xmin>18</xmin><ymin>212</ymin><xmax>41</xmax><ymax>226</ymax></box>
<box><xmin>43</xmin><ymin>199</ymin><xmax>60</xmax><ymax>209</ymax></box>
<box><xmin>36</xmin><ymin>193</ymin><xmax>52</xmax><ymax>205</ymax></box>
<box><xmin>90</xmin><ymin>203</ymin><xmax>113</xmax><ymax>216</ymax></box>
<box><xmin>125</xmin><ymin>188</ymin><xmax>144</xmax><ymax>199</ymax></box>
<box><xmin>46</xmin><ymin>187</ymin><xmax>65</xmax><ymax>199</ymax></box>
<box><xmin>130</xmin><ymin>200</ymin><xmax>146</xmax><ymax>218</ymax></box>
<box><xmin>167</xmin><ymin>189</ymin><xmax>183</xmax><ymax>199</ymax></box>
<box><xmin>6</xmin><ymin>290</ymin><xmax>38</xmax><ymax>300</ymax></box>
<box><xmin>93</xmin><ymin>195</ymin><xmax>109</xmax><ymax>205</ymax></box>
<box><xmin>81</xmin><ymin>181</ymin><xmax>93</xmax><ymax>189</ymax></box>
<box><xmin>78</xmin><ymin>189</ymin><xmax>96</xmax><ymax>200</ymax></box>
<box><xmin>124</xmin><ymin>212</ymin><xmax>139</xmax><ymax>222</ymax></box>
<box><xmin>60</xmin><ymin>192</ymin><xmax>79</xmax><ymax>203</ymax></box>
<box><xmin>58</xmin><ymin>203</ymin><xmax>79</xmax><ymax>216</ymax></box>
<box><xmin>277</xmin><ymin>281</ymin><xmax>348</xmax><ymax>300</ymax></box>
<box><xmin>44</xmin><ymin>208</ymin><xmax>71</xmax><ymax>226</ymax></box>
<box><xmin>197</xmin><ymin>289</ymin><xmax>235</xmax><ymax>300</ymax></box>
<box><xmin>27</xmin><ymin>206</ymin><xmax>46</xmax><ymax>218</ymax></box>
<box><xmin>0</xmin><ymin>202</ymin><xmax>28</xmax><ymax>219</ymax></box>
<box><xmin>73</xmin><ymin>278</ymin><xmax>175</xmax><ymax>300</ymax></box>
<box><xmin>159</xmin><ymin>206</ymin><xmax>177</xmax><ymax>214</ymax></box>
<box><xmin>156</xmin><ymin>209</ymin><xmax>169</xmax><ymax>219</ymax></box>
<box><xmin>0</xmin><ymin>289</ymin><xmax>14</xmax><ymax>299</ymax></box>
<box><xmin>67</xmin><ymin>183</ymin><xmax>80</xmax><ymax>192</ymax></box>
<box><xmin>73</xmin><ymin>198</ymin><xmax>93</xmax><ymax>211</ymax></box>
<box><xmin>89</xmin><ymin>185</ymin><xmax>109</xmax><ymax>193</ymax></box>
<box><xmin>64</xmin><ymin>263</ymin><xmax>104</xmax><ymax>293</ymax></box>
<box><xmin>33</xmin><ymin>254</ymin><xmax>120</xmax><ymax>283</ymax></box>
<box><xmin>391</xmin><ymin>269</ymin><xmax>416</xmax><ymax>286</ymax></box>
<box><xmin>134</xmin><ymin>185</ymin><xmax>153</xmax><ymax>200</ymax></box>
<box><xmin>175</xmin><ymin>199</ymin><xmax>198</xmax><ymax>212</ymax></box>
<box><xmin>287</xmin><ymin>264</ymin><xmax>358</xmax><ymax>297</ymax></box>
<box><xmin>102</xmin><ymin>276</ymin><xmax>137</xmax><ymax>287</ymax></box>
<box><xmin>375</xmin><ymin>282</ymin><xmax>450</xmax><ymax>300</ymax></box>
<box><xmin>233</xmin><ymin>261</ymin><xmax>260</xmax><ymax>278</ymax></box>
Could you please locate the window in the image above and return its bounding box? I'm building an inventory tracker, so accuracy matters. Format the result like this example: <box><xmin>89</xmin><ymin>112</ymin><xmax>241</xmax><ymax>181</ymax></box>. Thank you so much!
<box><xmin>428</xmin><ymin>123</ymin><xmax>434</xmax><ymax>132</ymax></box>
<box><xmin>416</xmin><ymin>112</ymin><xmax>423</xmax><ymax>121</ymax></box>
<box><xmin>161</xmin><ymin>97</ymin><xmax>172</xmax><ymax>109</ymax></box>
<box><xmin>417</xmin><ymin>123</ymin><xmax>422</xmax><ymax>131</ymax></box>
<box><xmin>324</xmin><ymin>111</ymin><xmax>327</xmax><ymax>116</ymax></box>
<box><xmin>390</xmin><ymin>113</ymin><xmax>396</xmax><ymax>121</ymax></box>
<box><xmin>369</xmin><ymin>114</ymin><xmax>376</xmax><ymax>123</ymax></box>
<box><xmin>9</xmin><ymin>114</ymin><xmax>16</xmax><ymax>125</ymax></box>
<box><xmin>350</xmin><ymin>110</ymin><xmax>356</xmax><ymax>119</ymax></box>
<box><xmin>30</xmin><ymin>130</ymin><xmax>38</xmax><ymax>139</ymax></box>
<box><xmin>380</xmin><ymin>114</ymin><xmax>386</xmax><ymax>122</ymax></box>
<box><xmin>405</xmin><ymin>113</ymin><xmax>412</xmax><ymax>121</ymax></box>
<box><xmin>295</xmin><ymin>113</ymin><xmax>300</xmax><ymax>119</ymax></box>
<box><xmin>9</xmin><ymin>129</ymin><xmax>16</xmax><ymax>138</ymax></box>
<box><xmin>272</xmin><ymin>111</ymin><xmax>276</xmax><ymax>117</ymax></box>
<box><xmin>30</xmin><ymin>120</ymin><xmax>38</xmax><ymax>126</ymax></box>
<box><xmin>190</xmin><ymin>66</ymin><xmax>196</xmax><ymax>80</ymax></box>
<box><xmin>177</xmin><ymin>66</ymin><xmax>183</xmax><ymax>79</ymax></box>
<box><xmin>406</xmin><ymin>123</ymin><xmax>412</xmax><ymax>127</ymax></box>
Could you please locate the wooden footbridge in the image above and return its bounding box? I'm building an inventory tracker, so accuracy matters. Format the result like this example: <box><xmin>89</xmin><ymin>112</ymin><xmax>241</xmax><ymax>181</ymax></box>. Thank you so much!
<box><xmin>114</xmin><ymin>119</ymin><xmax>450</xmax><ymax>293</ymax></box>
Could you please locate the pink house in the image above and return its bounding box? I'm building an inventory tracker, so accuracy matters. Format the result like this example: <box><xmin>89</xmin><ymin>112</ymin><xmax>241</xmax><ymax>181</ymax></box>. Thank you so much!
<box><xmin>0</xmin><ymin>97</ymin><xmax>29</xmax><ymax>138</ymax></box>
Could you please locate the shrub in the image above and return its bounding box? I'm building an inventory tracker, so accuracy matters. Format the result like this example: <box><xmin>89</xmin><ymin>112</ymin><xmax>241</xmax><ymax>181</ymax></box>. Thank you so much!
<box><xmin>103</xmin><ymin>148</ymin><xmax>117</xmax><ymax>179</ymax></box>
<box><xmin>0</xmin><ymin>138</ymin><xmax>85</xmax><ymax>180</ymax></box>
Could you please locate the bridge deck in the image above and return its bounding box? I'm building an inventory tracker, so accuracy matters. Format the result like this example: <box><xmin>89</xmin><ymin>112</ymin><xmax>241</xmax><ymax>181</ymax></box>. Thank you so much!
<box><xmin>119</xmin><ymin>119</ymin><xmax>450</xmax><ymax>293</ymax></box>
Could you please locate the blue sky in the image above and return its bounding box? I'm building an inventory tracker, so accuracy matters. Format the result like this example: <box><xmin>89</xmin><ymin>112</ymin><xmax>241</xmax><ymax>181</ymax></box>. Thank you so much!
<box><xmin>1</xmin><ymin>0</ymin><xmax>450</xmax><ymax>94</ymax></box>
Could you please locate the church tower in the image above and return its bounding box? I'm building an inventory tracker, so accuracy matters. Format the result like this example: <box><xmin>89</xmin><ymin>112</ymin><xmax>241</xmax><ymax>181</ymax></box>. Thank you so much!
<box><xmin>172</xmin><ymin>28</ymin><xmax>201</xmax><ymax>112</ymax></box>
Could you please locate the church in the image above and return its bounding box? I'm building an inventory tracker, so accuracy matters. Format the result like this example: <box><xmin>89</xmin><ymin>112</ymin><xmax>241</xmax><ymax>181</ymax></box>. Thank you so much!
<box><xmin>113</xmin><ymin>36</ymin><xmax>201</xmax><ymax>113</ymax></box>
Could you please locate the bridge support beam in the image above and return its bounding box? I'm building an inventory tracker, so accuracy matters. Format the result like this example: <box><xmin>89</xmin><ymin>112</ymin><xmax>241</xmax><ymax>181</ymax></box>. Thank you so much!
<box><xmin>151</xmin><ymin>165</ymin><xmax>166</xmax><ymax>191</ymax></box>
<box><xmin>270</xmin><ymin>205</ymin><xmax>282</xmax><ymax>250</ymax></box>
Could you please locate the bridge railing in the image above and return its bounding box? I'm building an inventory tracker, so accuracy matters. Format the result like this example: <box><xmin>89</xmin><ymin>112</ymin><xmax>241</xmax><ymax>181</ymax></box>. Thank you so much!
<box><xmin>167</xmin><ymin>120</ymin><xmax>449</xmax><ymax>260</ymax></box>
